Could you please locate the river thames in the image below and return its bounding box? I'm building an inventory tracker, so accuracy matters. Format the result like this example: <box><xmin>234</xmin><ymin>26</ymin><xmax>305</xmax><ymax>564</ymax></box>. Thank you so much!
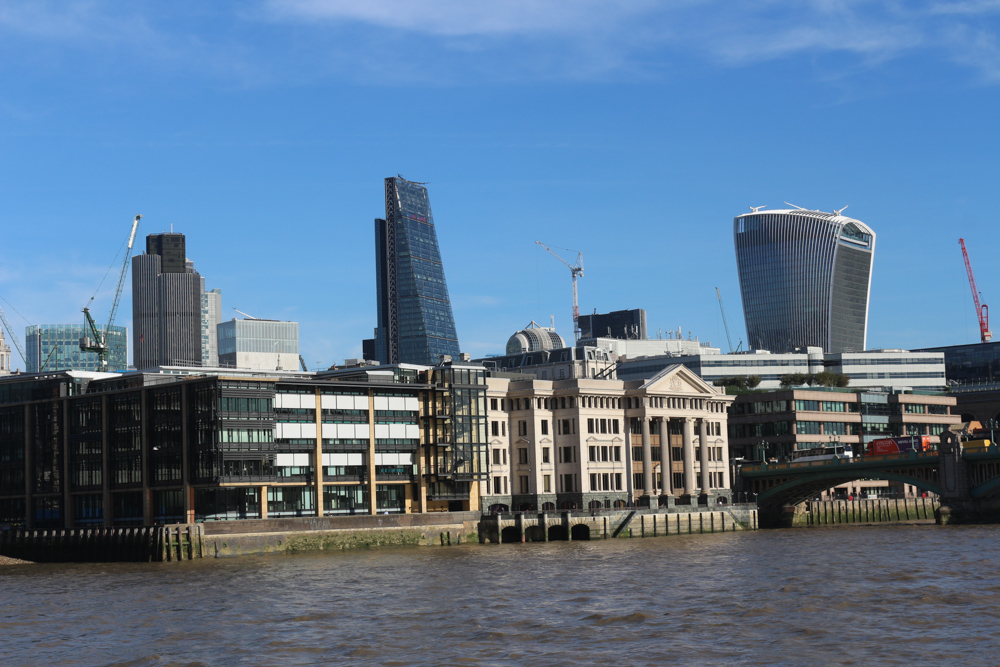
<box><xmin>1</xmin><ymin>525</ymin><xmax>998</xmax><ymax>665</ymax></box>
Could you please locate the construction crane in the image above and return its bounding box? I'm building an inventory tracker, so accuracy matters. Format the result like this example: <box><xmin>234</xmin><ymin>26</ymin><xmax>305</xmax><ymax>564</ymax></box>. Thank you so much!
<box><xmin>535</xmin><ymin>241</ymin><xmax>584</xmax><ymax>343</ymax></box>
<box><xmin>233</xmin><ymin>308</ymin><xmax>259</xmax><ymax>320</ymax></box>
<box><xmin>81</xmin><ymin>215</ymin><xmax>142</xmax><ymax>369</ymax></box>
<box><xmin>0</xmin><ymin>305</ymin><xmax>26</xmax><ymax>367</ymax></box>
<box><xmin>959</xmin><ymin>238</ymin><xmax>992</xmax><ymax>343</ymax></box>
<box><xmin>716</xmin><ymin>287</ymin><xmax>735</xmax><ymax>353</ymax></box>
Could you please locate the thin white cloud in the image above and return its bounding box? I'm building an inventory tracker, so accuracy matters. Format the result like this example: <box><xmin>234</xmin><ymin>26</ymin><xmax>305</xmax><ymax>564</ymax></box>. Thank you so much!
<box><xmin>2</xmin><ymin>0</ymin><xmax>1000</xmax><ymax>84</ymax></box>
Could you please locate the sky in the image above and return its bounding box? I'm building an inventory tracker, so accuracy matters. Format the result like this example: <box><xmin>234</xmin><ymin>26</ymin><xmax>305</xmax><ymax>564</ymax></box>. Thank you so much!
<box><xmin>2</xmin><ymin>0</ymin><xmax>1000</xmax><ymax>371</ymax></box>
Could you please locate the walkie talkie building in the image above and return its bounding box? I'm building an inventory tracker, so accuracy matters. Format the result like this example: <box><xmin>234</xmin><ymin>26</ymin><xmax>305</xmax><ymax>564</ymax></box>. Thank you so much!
<box><xmin>373</xmin><ymin>176</ymin><xmax>461</xmax><ymax>366</ymax></box>
<box><xmin>734</xmin><ymin>207</ymin><xmax>876</xmax><ymax>354</ymax></box>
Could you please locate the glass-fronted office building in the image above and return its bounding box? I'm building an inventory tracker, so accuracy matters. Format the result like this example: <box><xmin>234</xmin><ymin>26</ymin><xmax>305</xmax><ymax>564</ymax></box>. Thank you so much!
<box><xmin>734</xmin><ymin>208</ymin><xmax>876</xmax><ymax>353</ymax></box>
<box><xmin>25</xmin><ymin>324</ymin><xmax>128</xmax><ymax>373</ymax></box>
<box><xmin>372</xmin><ymin>176</ymin><xmax>461</xmax><ymax>365</ymax></box>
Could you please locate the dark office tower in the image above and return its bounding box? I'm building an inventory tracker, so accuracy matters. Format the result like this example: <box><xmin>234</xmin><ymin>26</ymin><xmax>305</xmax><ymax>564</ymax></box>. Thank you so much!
<box><xmin>579</xmin><ymin>308</ymin><xmax>648</xmax><ymax>340</ymax></box>
<box><xmin>132</xmin><ymin>233</ymin><xmax>204</xmax><ymax>369</ymax></box>
<box><xmin>372</xmin><ymin>176</ymin><xmax>461</xmax><ymax>365</ymax></box>
<box><xmin>734</xmin><ymin>207</ymin><xmax>876</xmax><ymax>354</ymax></box>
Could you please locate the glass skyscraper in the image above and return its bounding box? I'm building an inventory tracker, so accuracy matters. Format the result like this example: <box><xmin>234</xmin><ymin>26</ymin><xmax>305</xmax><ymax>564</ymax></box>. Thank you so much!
<box><xmin>26</xmin><ymin>324</ymin><xmax>128</xmax><ymax>373</ymax></box>
<box><xmin>734</xmin><ymin>207</ymin><xmax>876</xmax><ymax>354</ymax></box>
<box><xmin>372</xmin><ymin>176</ymin><xmax>461</xmax><ymax>365</ymax></box>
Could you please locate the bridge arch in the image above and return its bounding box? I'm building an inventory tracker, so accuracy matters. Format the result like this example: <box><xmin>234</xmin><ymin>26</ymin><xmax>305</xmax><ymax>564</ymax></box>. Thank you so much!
<box><xmin>570</xmin><ymin>524</ymin><xmax>591</xmax><ymax>541</ymax></box>
<box><xmin>757</xmin><ymin>471</ymin><xmax>941</xmax><ymax>508</ymax></box>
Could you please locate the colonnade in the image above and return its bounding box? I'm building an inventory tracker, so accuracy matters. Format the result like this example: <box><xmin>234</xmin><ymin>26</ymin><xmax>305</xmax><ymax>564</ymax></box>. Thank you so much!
<box><xmin>632</xmin><ymin>415</ymin><xmax>731</xmax><ymax>506</ymax></box>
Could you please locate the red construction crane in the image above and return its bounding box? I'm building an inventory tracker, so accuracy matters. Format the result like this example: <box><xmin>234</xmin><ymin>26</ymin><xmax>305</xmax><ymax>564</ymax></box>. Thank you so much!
<box><xmin>959</xmin><ymin>238</ymin><xmax>992</xmax><ymax>343</ymax></box>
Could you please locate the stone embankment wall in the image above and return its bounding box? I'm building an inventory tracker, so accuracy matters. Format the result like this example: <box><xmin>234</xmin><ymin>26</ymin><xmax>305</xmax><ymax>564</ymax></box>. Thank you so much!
<box><xmin>791</xmin><ymin>498</ymin><xmax>940</xmax><ymax>527</ymax></box>
<box><xmin>479</xmin><ymin>505</ymin><xmax>759</xmax><ymax>544</ymax></box>
<box><xmin>201</xmin><ymin>512</ymin><xmax>482</xmax><ymax>558</ymax></box>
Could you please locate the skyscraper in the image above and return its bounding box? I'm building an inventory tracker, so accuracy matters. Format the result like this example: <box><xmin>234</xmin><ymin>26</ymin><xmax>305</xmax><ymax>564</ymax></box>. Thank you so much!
<box><xmin>734</xmin><ymin>207</ymin><xmax>876</xmax><ymax>354</ymax></box>
<box><xmin>132</xmin><ymin>232</ymin><xmax>205</xmax><ymax>369</ymax></box>
<box><xmin>370</xmin><ymin>176</ymin><xmax>461</xmax><ymax>365</ymax></box>
<box><xmin>201</xmin><ymin>287</ymin><xmax>222</xmax><ymax>367</ymax></box>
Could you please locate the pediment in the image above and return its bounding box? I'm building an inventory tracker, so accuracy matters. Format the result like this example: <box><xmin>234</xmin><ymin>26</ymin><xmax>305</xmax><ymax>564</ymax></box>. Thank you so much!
<box><xmin>641</xmin><ymin>364</ymin><xmax>717</xmax><ymax>395</ymax></box>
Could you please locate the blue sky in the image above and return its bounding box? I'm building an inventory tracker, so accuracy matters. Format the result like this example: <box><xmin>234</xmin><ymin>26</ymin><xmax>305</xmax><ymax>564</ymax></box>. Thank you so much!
<box><xmin>2</xmin><ymin>0</ymin><xmax>1000</xmax><ymax>370</ymax></box>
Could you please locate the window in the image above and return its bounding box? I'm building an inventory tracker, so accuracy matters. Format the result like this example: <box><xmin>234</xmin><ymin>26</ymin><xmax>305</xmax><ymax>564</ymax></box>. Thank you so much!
<box><xmin>601</xmin><ymin>446</ymin><xmax>609</xmax><ymax>462</ymax></box>
<box><xmin>590</xmin><ymin>473</ymin><xmax>598</xmax><ymax>490</ymax></box>
<box><xmin>491</xmin><ymin>421</ymin><xmax>499</xmax><ymax>437</ymax></box>
<box><xmin>518</xmin><ymin>448</ymin><xmax>528</xmax><ymax>464</ymax></box>
<box><xmin>493</xmin><ymin>476</ymin><xmax>502</xmax><ymax>494</ymax></box>
<box><xmin>543</xmin><ymin>475</ymin><xmax>551</xmax><ymax>493</ymax></box>
<box><xmin>519</xmin><ymin>476</ymin><xmax>529</xmax><ymax>494</ymax></box>
<box><xmin>541</xmin><ymin>420</ymin><xmax>549</xmax><ymax>435</ymax></box>
<box><xmin>518</xmin><ymin>421</ymin><xmax>527</xmax><ymax>437</ymax></box>
<box><xmin>632</xmin><ymin>447</ymin><xmax>642</xmax><ymax>462</ymax></box>
<box><xmin>673</xmin><ymin>472</ymin><xmax>683</xmax><ymax>489</ymax></box>
<box><xmin>612</xmin><ymin>420</ymin><xmax>620</xmax><ymax>434</ymax></box>
<box><xmin>561</xmin><ymin>419</ymin><xmax>571</xmax><ymax>435</ymax></box>
<box><xmin>589</xmin><ymin>446</ymin><xmax>597</xmax><ymax>462</ymax></box>
<box><xmin>633</xmin><ymin>473</ymin><xmax>643</xmax><ymax>489</ymax></box>
<box><xmin>672</xmin><ymin>447</ymin><xmax>683</xmax><ymax>462</ymax></box>
<box><xmin>492</xmin><ymin>449</ymin><xmax>502</xmax><ymax>465</ymax></box>
<box><xmin>614</xmin><ymin>446</ymin><xmax>621</xmax><ymax>461</ymax></box>
<box><xmin>562</xmin><ymin>446</ymin><xmax>574</xmax><ymax>463</ymax></box>
<box><xmin>614</xmin><ymin>473</ymin><xmax>622</xmax><ymax>490</ymax></box>
<box><xmin>542</xmin><ymin>447</ymin><xmax>550</xmax><ymax>464</ymax></box>
<box><xmin>490</xmin><ymin>398</ymin><xmax>498</xmax><ymax>411</ymax></box>
<box><xmin>587</xmin><ymin>418</ymin><xmax>595</xmax><ymax>434</ymax></box>
<box><xmin>502</xmin><ymin>422</ymin><xmax>506</xmax><ymax>436</ymax></box>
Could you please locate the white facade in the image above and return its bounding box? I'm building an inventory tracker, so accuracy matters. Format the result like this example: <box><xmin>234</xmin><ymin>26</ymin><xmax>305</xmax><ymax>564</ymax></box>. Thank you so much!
<box><xmin>482</xmin><ymin>365</ymin><xmax>735</xmax><ymax>512</ymax></box>
<box><xmin>617</xmin><ymin>348</ymin><xmax>946</xmax><ymax>392</ymax></box>
<box><xmin>0</xmin><ymin>327</ymin><xmax>10</xmax><ymax>375</ymax></box>
<box><xmin>218</xmin><ymin>319</ymin><xmax>299</xmax><ymax>371</ymax></box>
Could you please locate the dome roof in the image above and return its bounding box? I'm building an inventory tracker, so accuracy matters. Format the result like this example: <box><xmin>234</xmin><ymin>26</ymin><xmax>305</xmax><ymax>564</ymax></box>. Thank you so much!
<box><xmin>506</xmin><ymin>321</ymin><xmax>566</xmax><ymax>355</ymax></box>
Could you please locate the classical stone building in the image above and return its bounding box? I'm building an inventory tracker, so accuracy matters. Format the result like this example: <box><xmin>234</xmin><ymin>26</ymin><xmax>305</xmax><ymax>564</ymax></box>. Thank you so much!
<box><xmin>482</xmin><ymin>365</ymin><xmax>734</xmax><ymax>512</ymax></box>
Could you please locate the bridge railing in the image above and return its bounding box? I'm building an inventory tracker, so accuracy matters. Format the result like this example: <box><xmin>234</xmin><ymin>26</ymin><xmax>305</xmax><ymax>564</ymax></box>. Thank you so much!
<box><xmin>741</xmin><ymin>450</ymin><xmax>938</xmax><ymax>474</ymax></box>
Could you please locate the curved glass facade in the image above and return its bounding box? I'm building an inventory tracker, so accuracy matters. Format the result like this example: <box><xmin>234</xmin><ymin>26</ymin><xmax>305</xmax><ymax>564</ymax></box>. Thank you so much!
<box><xmin>734</xmin><ymin>209</ymin><xmax>875</xmax><ymax>354</ymax></box>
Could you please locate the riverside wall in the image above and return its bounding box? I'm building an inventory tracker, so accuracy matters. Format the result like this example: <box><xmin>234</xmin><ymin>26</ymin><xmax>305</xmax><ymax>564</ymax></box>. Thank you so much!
<box><xmin>786</xmin><ymin>498</ymin><xmax>940</xmax><ymax>528</ymax></box>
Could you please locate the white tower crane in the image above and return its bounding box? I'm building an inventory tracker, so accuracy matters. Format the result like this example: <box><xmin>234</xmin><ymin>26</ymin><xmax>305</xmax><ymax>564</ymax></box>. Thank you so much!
<box><xmin>535</xmin><ymin>241</ymin><xmax>584</xmax><ymax>343</ymax></box>
<box><xmin>81</xmin><ymin>215</ymin><xmax>142</xmax><ymax>369</ymax></box>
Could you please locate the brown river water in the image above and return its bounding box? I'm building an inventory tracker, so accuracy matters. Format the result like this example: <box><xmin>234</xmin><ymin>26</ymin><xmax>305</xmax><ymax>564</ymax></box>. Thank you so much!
<box><xmin>1</xmin><ymin>525</ymin><xmax>999</xmax><ymax>666</ymax></box>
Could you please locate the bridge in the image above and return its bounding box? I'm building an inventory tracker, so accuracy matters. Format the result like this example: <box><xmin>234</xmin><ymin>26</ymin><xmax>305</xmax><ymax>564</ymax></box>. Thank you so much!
<box><xmin>739</xmin><ymin>432</ymin><xmax>1000</xmax><ymax>527</ymax></box>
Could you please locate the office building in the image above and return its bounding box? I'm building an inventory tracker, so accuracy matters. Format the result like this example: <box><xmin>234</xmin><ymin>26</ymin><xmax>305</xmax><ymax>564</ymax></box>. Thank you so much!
<box><xmin>913</xmin><ymin>341</ymin><xmax>1000</xmax><ymax>389</ymax></box>
<box><xmin>369</xmin><ymin>176</ymin><xmax>461</xmax><ymax>365</ymax></box>
<box><xmin>132</xmin><ymin>233</ymin><xmax>204</xmax><ymax>369</ymax></box>
<box><xmin>0</xmin><ymin>358</ymin><xmax>487</xmax><ymax>529</ymax></box>
<box><xmin>25</xmin><ymin>324</ymin><xmax>128</xmax><ymax>373</ymax></box>
<box><xmin>617</xmin><ymin>348</ymin><xmax>946</xmax><ymax>392</ymax></box>
<box><xmin>734</xmin><ymin>207</ymin><xmax>876</xmax><ymax>353</ymax></box>
<box><xmin>201</xmin><ymin>288</ymin><xmax>222</xmax><ymax>368</ymax></box>
<box><xmin>482</xmin><ymin>365</ymin><xmax>733</xmax><ymax>512</ymax></box>
<box><xmin>579</xmin><ymin>308</ymin><xmax>647</xmax><ymax>340</ymax></box>
<box><xmin>218</xmin><ymin>319</ymin><xmax>299</xmax><ymax>371</ymax></box>
<box><xmin>728</xmin><ymin>388</ymin><xmax>958</xmax><ymax>499</ymax></box>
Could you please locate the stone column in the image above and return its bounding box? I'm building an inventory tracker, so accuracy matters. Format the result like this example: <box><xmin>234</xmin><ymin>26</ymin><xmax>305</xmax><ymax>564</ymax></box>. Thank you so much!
<box><xmin>659</xmin><ymin>418</ymin><xmax>671</xmax><ymax>496</ymax></box>
<box><xmin>699</xmin><ymin>419</ymin><xmax>710</xmax><ymax>493</ymax></box>
<box><xmin>641</xmin><ymin>416</ymin><xmax>652</xmax><ymax>498</ymax></box>
<box><xmin>683</xmin><ymin>417</ymin><xmax>695</xmax><ymax>495</ymax></box>
<box><xmin>721</xmin><ymin>430</ymin><xmax>732</xmax><ymax>490</ymax></box>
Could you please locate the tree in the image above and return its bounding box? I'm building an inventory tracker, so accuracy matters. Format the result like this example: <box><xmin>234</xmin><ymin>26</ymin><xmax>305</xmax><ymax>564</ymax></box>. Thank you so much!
<box><xmin>747</xmin><ymin>375</ymin><xmax>761</xmax><ymax>388</ymax></box>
